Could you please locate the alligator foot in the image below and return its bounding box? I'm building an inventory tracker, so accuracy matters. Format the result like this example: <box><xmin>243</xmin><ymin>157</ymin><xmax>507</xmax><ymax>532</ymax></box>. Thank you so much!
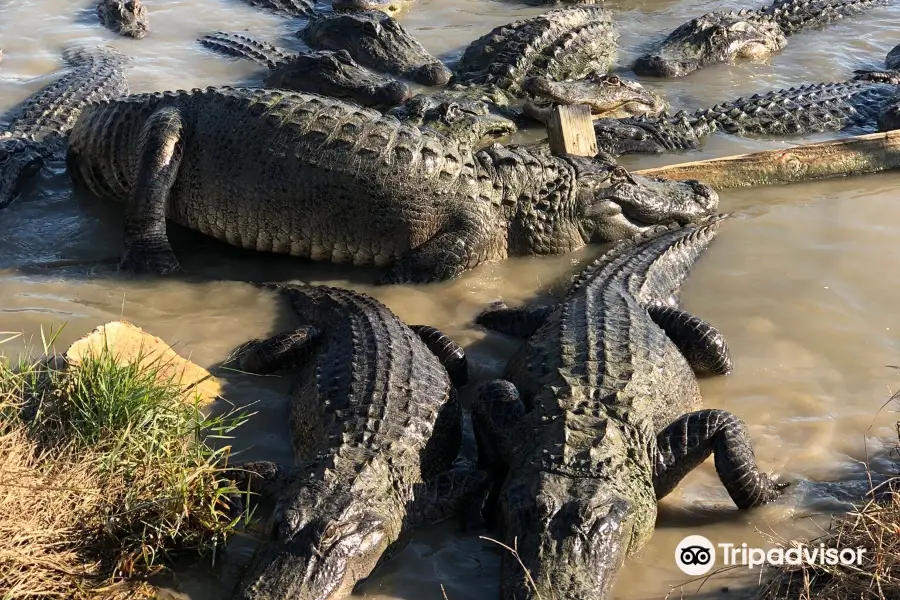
<box><xmin>379</xmin><ymin>217</ymin><xmax>489</xmax><ymax>284</ymax></box>
<box><xmin>411</xmin><ymin>463</ymin><xmax>491</xmax><ymax>528</ymax></box>
<box><xmin>232</xmin><ymin>325</ymin><xmax>324</xmax><ymax>375</ymax></box>
<box><xmin>118</xmin><ymin>242</ymin><xmax>182</xmax><ymax>275</ymax></box>
<box><xmin>122</xmin><ymin>106</ymin><xmax>186</xmax><ymax>276</ymax></box>
<box><xmin>225</xmin><ymin>460</ymin><xmax>295</xmax><ymax>522</ymax></box>
<box><xmin>409</xmin><ymin>325</ymin><xmax>469</xmax><ymax>387</ymax></box>
<box><xmin>474</xmin><ymin>301</ymin><xmax>557</xmax><ymax>338</ymax></box>
<box><xmin>646</xmin><ymin>305</ymin><xmax>732</xmax><ymax>376</ymax></box>
<box><xmin>654</xmin><ymin>409</ymin><xmax>789</xmax><ymax>509</ymax></box>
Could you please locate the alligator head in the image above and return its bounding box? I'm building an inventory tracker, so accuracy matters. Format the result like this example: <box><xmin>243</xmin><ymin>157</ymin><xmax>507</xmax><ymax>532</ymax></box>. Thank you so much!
<box><xmin>234</xmin><ymin>485</ymin><xmax>395</xmax><ymax>600</ymax></box>
<box><xmin>299</xmin><ymin>12</ymin><xmax>452</xmax><ymax>86</ymax></box>
<box><xmin>569</xmin><ymin>152</ymin><xmax>719</xmax><ymax>243</ymax></box>
<box><xmin>265</xmin><ymin>50</ymin><xmax>411</xmax><ymax>109</ymax></box>
<box><xmin>332</xmin><ymin>0</ymin><xmax>414</xmax><ymax>17</ymax></box>
<box><xmin>634</xmin><ymin>12</ymin><xmax>786</xmax><ymax>78</ymax></box>
<box><xmin>96</xmin><ymin>0</ymin><xmax>149</xmax><ymax>39</ymax></box>
<box><xmin>521</xmin><ymin>73</ymin><xmax>667</xmax><ymax>122</ymax></box>
<box><xmin>499</xmin><ymin>474</ymin><xmax>637</xmax><ymax>600</ymax></box>
<box><xmin>591</xmin><ymin>114</ymin><xmax>712</xmax><ymax>156</ymax></box>
<box><xmin>389</xmin><ymin>90</ymin><xmax>519</xmax><ymax>147</ymax></box>
<box><xmin>0</xmin><ymin>136</ymin><xmax>45</xmax><ymax>209</ymax></box>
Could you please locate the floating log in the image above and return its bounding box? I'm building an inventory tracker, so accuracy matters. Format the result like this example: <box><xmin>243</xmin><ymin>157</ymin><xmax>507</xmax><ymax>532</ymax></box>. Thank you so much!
<box><xmin>633</xmin><ymin>129</ymin><xmax>900</xmax><ymax>189</ymax></box>
<box><xmin>547</xmin><ymin>104</ymin><xmax>598</xmax><ymax>157</ymax></box>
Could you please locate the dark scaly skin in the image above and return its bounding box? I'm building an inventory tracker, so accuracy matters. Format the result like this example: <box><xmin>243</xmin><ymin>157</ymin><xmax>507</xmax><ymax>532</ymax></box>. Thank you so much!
<box><xmin>0</xmin><ymin>46</ymin><xmax>129</xmax><ymax>209</ymax></box>
<box><xmin>96</xmin><ymin>0</ymin><xmax>149</xmax><ymax>38</ymax></box>
<box><xmin>473</xmin><ymin>216</ymin><xmax>787</xmax><ymax>600</ymax></box>
<box><xmin>299</xmin><ymin>12</ymin><xmax>452</xmax><ymax>86</ymax></box>
<box><xmin>232</xmin><ymin>0</ymin><xmax>319</xmax><ymax>18</ymax></box>
<box><xmin>635</xmin><ymin>0</ymin><xmax>887</xmax><ymax>78</ymax></box>
<box><xmin>230</xmin><ymin>284</ymin><xmax>487</xmax><ymax>600</ymax></box>
<box><xmin>65</xmin><ymin>87</ymin><xmax>719</xmax><ymax>283</ymax></box>
<box><xmin>408</xmin><ymin>325</ymin><xmax>469</xmax><ymax>388</ymax></box>
<box><xmin>200</xmin><ymin>32</ymin><xmax>411</xmax><ymax>109</ymax></box>
<box><xmin>591</xmin><ymin>79</ymin><xmax>900</xmax><ymax>156</ymax></box>
<box><xmin>452</xmin><ymin>7</ymin><xmax>618</xmax><ymax>97</ymax></box>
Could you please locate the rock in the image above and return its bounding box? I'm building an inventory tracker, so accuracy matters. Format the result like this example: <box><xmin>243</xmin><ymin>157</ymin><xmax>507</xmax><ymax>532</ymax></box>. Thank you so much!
<box><xmin>64</xmin><ymin>321</ymin><xmax>221</xmax><ymax>404</ymax></box>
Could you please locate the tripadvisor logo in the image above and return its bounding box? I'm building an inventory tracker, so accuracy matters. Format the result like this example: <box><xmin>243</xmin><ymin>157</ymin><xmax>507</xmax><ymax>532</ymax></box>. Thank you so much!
<box><xmin>675</xmin><ymin>534</ymin><xmax>867</xmax><ymax>575</ymax></box>
<box><xmin>675</xmin><ymin>535</ymin><xmax>716</xmax><ymax>576</ymax></box>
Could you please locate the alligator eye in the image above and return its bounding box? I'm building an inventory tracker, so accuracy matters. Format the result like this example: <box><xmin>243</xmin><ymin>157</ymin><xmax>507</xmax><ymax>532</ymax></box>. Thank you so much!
<box><xmin>612</xmin><ymin>166</ymin><xmax>628</xmax><ymax>178</ymax></box>
<box><xmin>606</xmin><ymin>74</ymin><xmax>620</xmax><ymax>85</ymax></box>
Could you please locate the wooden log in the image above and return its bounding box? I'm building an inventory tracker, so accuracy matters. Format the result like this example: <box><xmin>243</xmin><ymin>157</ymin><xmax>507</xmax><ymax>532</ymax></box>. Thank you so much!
<box><xmin>546</xmin><ymin>104</ymin><xmax>598</xmax><ymax>157</ymax></box>
<box><xmin>632</xmin><ymin>129</ymin><xmax>900</xmax><ymax>189</ymax></box>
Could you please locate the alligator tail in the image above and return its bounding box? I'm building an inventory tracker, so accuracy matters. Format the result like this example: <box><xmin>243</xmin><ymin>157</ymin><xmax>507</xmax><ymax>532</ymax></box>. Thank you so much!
<box><xmin>199</xmin><ymin>32</ymin><xmax>294</xmax><ymax>68</ymax></box>
<box><xmin>760</xmin><ymin>0</ymin><xmax>888</xmax><ymax>35</ymax></box>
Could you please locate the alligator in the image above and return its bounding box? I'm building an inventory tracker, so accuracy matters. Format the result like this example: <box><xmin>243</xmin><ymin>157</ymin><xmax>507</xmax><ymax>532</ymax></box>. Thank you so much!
<box><xmin>200</xmin><ymin>32</ymin><xmax>411</xmax><ymax>109</ymax></box>
<box><xmin>228</xmin><ymin>283</ymin><xmax>488</xmax><ymax>600</ymax></box>
<box><xmin>332</xmin><ymin>0</ymin><xmax>414</xmax><ymax>17</ymax></box>
<box><xmin>521</xmin><ymin>73</ymin><xmax>666</xmax><ymax>123</ymax></box>
<box><xmin>299</xmin><ymin>11</ymin><xmax>453</xmax><ymax>86</ymax></box>
<box><xmin>65</xmin><ymin>87</ymin><xmax>718</xmax><ymax>284</ymax></box>
<box><xmin>634</xmin><ymin>0</ymin><xmax>888</xmax><ymax>78</ymax></box>
<box><xmin>472</xmin><ymin>216</ymin><xmax>787</xmax><ymax>599</ymax></box>
<box><xmin>0</xmin><ymin>46</ymin><xmax>129</xmax><ymax>209</ymax></box>
<box><xmin>97</xmin><ymin>0</ymin><xmax>149</xmax><ymax>38</ymax></box>
<box><xmin>590</xmin><ymin>78</ymin><xmax>900</xmax><ymax>156</ymax></box>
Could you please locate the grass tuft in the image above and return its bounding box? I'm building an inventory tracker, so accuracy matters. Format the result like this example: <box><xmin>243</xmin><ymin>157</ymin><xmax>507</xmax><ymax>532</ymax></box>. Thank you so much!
<box><xmin>0</xmin><ymin>326</ymin><xmax>250</xmax><ymax>598</ymax></box>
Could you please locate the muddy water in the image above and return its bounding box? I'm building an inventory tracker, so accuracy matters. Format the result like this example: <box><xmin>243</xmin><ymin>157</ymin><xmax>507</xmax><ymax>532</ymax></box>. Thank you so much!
<box><xmin>2</xmin><ymin>0</ymin><xmax>900</xmax><ymax>598</ymax></box>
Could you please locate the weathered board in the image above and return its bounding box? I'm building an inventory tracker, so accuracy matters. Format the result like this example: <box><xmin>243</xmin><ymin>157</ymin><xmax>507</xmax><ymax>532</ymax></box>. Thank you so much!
<box><xmin>632</xmin><ymin>130</ymin><xmax>900</xmax><ymax>188</ymax></box>
<box><xmin>547</xmin><ymin>104</ymin><xmax>598</xmax><ymax>157</ymax></box>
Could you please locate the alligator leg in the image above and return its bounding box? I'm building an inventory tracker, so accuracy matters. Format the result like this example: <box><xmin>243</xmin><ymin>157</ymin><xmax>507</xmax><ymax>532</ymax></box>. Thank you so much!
<box><xmin>119</xmin><ymin>106</ymin><xmax>187</xmax><ymax>275</ymax></box>
<box><xmin>225</xmin><ymin>460</ymin><xmax>295</xmax><ymax>521</ymax></box>
<box><xmin>646</xmin><ymin>305</ymin><xmax>732</xmax><ymax>376</ymax></box>
<box><xmin>409</xmin><ymin>325</ymin><xmax>469</xmax><ymax>387</ymax></box>
<box><xmin>379</xmin><ymin>215</ymin><xmax>493</xmax><ymax>284</ymax></box>
<box><xmin>475</xmin><ymin>301</ymin><xmax>557</xmax><ymax>338</ymax></box>
<box><xmin>411</xmin><ymin>408</ymin><xmax>491</xmax><ymax>527</ymax></box>
<box><xmin>232</xmin><ymin>325</ymin><xmax>324</xmax><ymax>375</ymax></box>
<box><xmin>654</xmin><ymin>409</ymin><xmax>789</xmax><ymax>509</ymax></box>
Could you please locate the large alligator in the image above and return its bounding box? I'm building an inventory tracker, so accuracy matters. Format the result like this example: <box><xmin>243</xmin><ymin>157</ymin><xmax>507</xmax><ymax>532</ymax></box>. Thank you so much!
<box><xmin>299</xmin><ymin>11</ymin><xmax>453</xmax><ymax>86</ymax></box>
<box><xmin>634</xmin><ymin>0</ymin><xmax>888</xmax><ymax>78</ymax></box>
<box><xmin>65</xmin><ymin>87</ymin><xmax>718</xmax><ymax>284</ymax></box>
<box><xmin>199</xmin><ymin>32</ymin><xmax>412</xmax><ymax>109</ymax></box>
<box><xmin>231</xmin><ymin>0</ymin><xmax>319</xmax><ymax>18</ymax></box>
<box><xmin>97</xmin><ymin>0</ymin><xmax>149</xmax><ymax>38</ymax></box>
<box><xmin>591</xmin><ymin>78</ymin><xmax>900</xmax><ymax>156</ymax></box>
<box><xmin>472</xmin><ymin>217</ymin><xmax>787</xmax><ymax>599</ymax></box>
<box><xmin>0</xmin><ymin>46</ymin><xmax>129</xmax><ymax>209</ymax></box>
<box><xmin>228</xmin><ymin>283</ymin><xmax>488</xmax><ymax>600</ymax></box>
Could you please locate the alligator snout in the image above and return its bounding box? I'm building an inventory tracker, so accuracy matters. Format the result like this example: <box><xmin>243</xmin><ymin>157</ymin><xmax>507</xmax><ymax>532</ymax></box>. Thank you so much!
<box><xmin>633</xmin><ymin>54</ymin><xmax>698</xmax><ymax>78</ymax></box>
<box><xmin>412</xmin><ymin>61</ymin><xmax>453</xmax><ymax>86</ymax></box>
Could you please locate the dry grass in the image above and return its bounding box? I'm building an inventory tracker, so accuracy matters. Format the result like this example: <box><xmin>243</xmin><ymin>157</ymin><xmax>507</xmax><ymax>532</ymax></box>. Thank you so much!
<box><xmin>0</xmin><ymin>328</ymin><xmax>249</xmax><ymax>599</ymax></box>
<box><xmin>760</xmin><ymin>483</ymin><xmax>900</xmax><ymax>600</ymax></box>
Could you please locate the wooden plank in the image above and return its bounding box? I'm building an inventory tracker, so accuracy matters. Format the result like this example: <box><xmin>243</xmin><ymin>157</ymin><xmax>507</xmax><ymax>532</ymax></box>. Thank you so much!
<box><xmin>546</xmin><ymin>104</ymin><xmax>598</xmax><ymax>157</ymax></box>
<box><xmin>632</xmin><ymin>129</ymin><xmax>900</xmax><ymax>189</ymax></box>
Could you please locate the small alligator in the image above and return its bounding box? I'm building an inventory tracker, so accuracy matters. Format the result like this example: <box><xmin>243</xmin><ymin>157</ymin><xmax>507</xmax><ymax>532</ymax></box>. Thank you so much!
<box><xmin>591</xmin><ymin>78</ymin><xmax>900</xmax><ymax>155</ymax></box>
<box><xmin>0</xmin><ymin>46</ymin><xmax>129</xmax><ymax>209</ymax></box>
<box><xmin>97</xmin><ymin>0</ymin><xmax>149</xmax><ymax>38</ymax></box>
<box><xmin>200</xmin><ymin>32</ymin><xmax>412</xmax><ymax>109</ymax></box>
<box><xmin>228</xmin><ymin>284</ymin><xmax>488</xmax><ymax>600</ymax></box>
<box><xmin>634</xmin><ymin>0</ymin><xmax>888</xmax><ymax>78</ymax></box>
<box><xmin>66</xmin><ymin>87</ymin><xmax>718</xmax><ymax>284</ymax></box>
<box><xmin>299</xmin><ymin>11</ymin><xmax>453</xmax><ymax>86</ymax></box>
<box><xmin>473</xmin><ymin>216</ymin><xmax>787</xmax><ymax>599</ymax></box>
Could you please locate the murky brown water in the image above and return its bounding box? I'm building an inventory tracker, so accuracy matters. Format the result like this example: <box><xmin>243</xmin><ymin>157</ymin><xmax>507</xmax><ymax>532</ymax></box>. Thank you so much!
<box><xmin>2</xmin><ymin>0</ymin><xmax>900</xmax><ymax>598</ymax></box>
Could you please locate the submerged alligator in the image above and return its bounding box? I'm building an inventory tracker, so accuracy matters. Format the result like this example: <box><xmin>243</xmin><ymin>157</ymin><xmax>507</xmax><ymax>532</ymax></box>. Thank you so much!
<box><xmin>200</xmin><ymin>33</ymin><xmax>412</xmax><ymax>109</ymax></box>
<box><xmin>473</xmin><ymin>217</ymin><xmax>787</xmax><ymax>599</ymax></box>
<box><xmin>229</xmin><ymin>284</ymin><xmax>487</xmax><ymax>600</ymax></box>
<box><xmin>591</xmin><ymin>77</ymin><xmax>900</xmax><ymax>155</ymax></box>
<box><xmin>97</xmin><ymin>0</ymin><xmax>149</xmax><ymax>38</ymax></box>
<box><xmin>0</xmin><ymin>46</ymin><xmax>129</xmax><ymax>209</ymax></box>
<box><xmin>634</xmin><ymin>0</ymin><xmax>888</xmax><ymax>78</ymax></box>
<box><xmin>65</xmin><ymin>87</ymin><xmax>718</xmax><ymax>284</ymax></box>
<box><xmin>231</xmin><ymin>0</ymin><xmax>319</xmax><ymax>18</ymax></box>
